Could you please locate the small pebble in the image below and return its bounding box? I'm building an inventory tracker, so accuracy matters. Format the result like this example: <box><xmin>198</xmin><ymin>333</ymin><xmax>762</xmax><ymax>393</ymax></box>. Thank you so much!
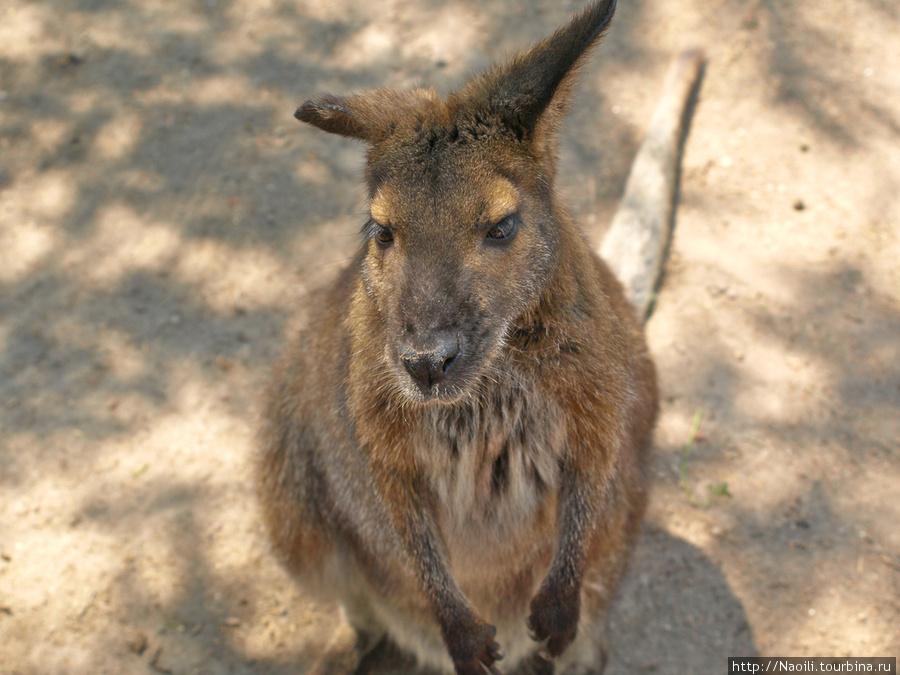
<box><xmin>127</xmin><ymin>631</ymin><xmax>149</xmax><ymax>655</ymax></box>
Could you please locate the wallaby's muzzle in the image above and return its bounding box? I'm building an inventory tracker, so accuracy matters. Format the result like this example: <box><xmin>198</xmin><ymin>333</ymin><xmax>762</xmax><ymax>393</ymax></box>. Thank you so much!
<box><xmin>398</xmin><ymin>333</ymin><xmax>461</xmax><ymax>396</ymax></box>
<box><xmin>388</xmin><ymin>276</ymin><xmax>494</xmax><ymax>404</ymax></box>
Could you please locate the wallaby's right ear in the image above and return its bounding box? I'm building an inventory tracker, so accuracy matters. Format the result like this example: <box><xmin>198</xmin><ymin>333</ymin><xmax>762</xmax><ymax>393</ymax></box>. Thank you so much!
<box><xmin>295</xmin><ymin>95</ymin><xmax>370</xmax><ymax>141</ymax></box>
<box><xmin>296</xmin><ymin>88</ymin><xmax>442</xmax><ymax>143</ymax></box>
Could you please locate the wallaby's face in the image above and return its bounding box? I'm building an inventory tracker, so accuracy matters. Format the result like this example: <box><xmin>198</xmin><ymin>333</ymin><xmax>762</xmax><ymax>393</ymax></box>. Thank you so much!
<box><xmin>357</xmin><ymin>115</ymin><xmax>558</xmax><ymax>403</ymax></box>
<box><xmin>296</xmin><ymin>0</ymin><xmax>618</xmax><ymax>402</ymax></box>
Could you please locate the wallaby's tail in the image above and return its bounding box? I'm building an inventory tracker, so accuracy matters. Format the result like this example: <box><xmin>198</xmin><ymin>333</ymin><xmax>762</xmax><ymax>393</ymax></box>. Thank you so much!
<box><xmin>600</xmin><ymin>48</ymin><xmax>706</xmax><ymax>323</ymax></box>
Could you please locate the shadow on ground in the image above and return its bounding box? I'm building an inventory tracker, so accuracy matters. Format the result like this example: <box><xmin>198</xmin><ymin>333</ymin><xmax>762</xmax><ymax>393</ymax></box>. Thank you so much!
<box><xmin>2</xmin><ymin>0</ymin><xmax>899</xmax><ymax>672</ymax></box>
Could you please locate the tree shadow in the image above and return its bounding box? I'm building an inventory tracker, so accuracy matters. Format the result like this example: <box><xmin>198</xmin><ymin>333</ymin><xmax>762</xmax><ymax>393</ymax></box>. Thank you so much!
<box><xmin>607</xmin><ymin>525</ymin><xmax>758</xmax><ymax>673</ymax></box>
<box><xmin>3</xmin><ymin>0</ymin><xmax>898</xmax><ymax>672</ymax></box>
<box><xmin>718</xmin><ymin>0</ymin><xmax>900</xmax><ymax>146</ymax></box>
<box><xmin>648</xmin><ymin>254</ymin><xmax>900</xmax><ymax>655</ymax></box>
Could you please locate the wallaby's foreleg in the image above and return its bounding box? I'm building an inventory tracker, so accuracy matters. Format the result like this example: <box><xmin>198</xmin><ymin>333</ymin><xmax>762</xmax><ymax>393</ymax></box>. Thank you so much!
<box><xmin>528</xmin><ymin>450</ymin><xmax>644</xmax><ymax>673</ymax></box>
<box><xmin>526</xmin><ymin>458</ymin><xmax>607</xmax><ymax>659</ymax></box>
<box><xmin>374</xmin><ymin>464</ymin><xmax>503</xmax><ymax>675</ymax></box>
<box><xmin>552</xmin><ymin>492</ymin><xmax>645</xmax><ymax>675</ymax></box>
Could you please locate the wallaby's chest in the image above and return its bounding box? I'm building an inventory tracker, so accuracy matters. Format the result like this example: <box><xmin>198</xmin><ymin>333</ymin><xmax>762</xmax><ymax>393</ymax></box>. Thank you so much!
<box><xmin>413</xmin><ymin>378</ymin><xmax>566</xmax><ymax>544</ymax></box>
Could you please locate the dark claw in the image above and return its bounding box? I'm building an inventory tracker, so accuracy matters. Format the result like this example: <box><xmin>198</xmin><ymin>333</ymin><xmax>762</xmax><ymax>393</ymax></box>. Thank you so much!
<box><xmin>487</xmin><ymin>639</ymin><xmax>503</xmax><ymax>664</ymax></box>
<box><xmin>526</xmin><ymin>616</ymin><xmax>544</xmax><ymax>642</ymax></box>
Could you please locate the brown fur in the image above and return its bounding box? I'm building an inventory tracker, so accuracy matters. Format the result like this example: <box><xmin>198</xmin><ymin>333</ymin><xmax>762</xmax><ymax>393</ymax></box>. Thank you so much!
<box><xmin>257</xmin><ymin>1</ymin><xmax>661</xmax><ymax>673</ymax></box>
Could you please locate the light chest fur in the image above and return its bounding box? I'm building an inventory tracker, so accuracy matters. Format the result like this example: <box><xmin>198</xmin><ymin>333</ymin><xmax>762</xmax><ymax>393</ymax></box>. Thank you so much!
<box><xmin>417</xmin><ymin>365</ymin><xmax>564</xmax><ymax>533</ymax></box>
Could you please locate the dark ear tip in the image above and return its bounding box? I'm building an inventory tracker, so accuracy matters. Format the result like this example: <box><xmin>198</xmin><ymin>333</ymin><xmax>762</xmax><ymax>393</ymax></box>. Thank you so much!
<box><xmin>292</xmin><ymin>95</ymin><xmax>369</xmax><ymax>140</ymax></box>
<box><xmin>599</xmin><ymin>0</ymin><xmax>617</xmax><ymax>21</ymax></box>
<box><xmin>585</xmin><ymin>0</ymin><xmax>617</xmax><ymax>41</ymax></box>
<box><xmin>295</xmin><ymin>96</ymin><xmax>355</xmax><ymax>125</ymax></box>
<box><xmin>294</xmin><ymin>101</ymin><xmax>317</xmax><ymax>123</ymax></box>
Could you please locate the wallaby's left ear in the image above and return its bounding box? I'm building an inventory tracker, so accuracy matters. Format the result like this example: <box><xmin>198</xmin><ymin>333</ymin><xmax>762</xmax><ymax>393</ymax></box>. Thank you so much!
<box><xmin>458</xmin><ymin>0</ymin><xmax>616</xmax><ymax>141</ymax></box>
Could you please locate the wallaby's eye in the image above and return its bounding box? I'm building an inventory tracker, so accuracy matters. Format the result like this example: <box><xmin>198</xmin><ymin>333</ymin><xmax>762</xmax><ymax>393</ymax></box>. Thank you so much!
<box><xmin>371</xmin><ymin>222</ymin><xmax>394</xmax><ymax>247</ymax></box>
<box><xmin>485</xmin><ymin>214</ymin><xmax>519</xmax><ymax>244</ymax></box>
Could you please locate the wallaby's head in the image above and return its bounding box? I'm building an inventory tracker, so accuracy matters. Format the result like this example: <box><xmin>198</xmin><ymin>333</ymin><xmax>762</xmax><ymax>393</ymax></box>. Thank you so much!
<box><xmin>297</xmin><ymin>0</ymin><xmax>616</xmax><ymax>403</ymax></box>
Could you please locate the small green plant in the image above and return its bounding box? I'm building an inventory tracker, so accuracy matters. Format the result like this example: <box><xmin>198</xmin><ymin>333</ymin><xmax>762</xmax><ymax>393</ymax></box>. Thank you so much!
<box><xmin>678</xmin><ymin>410</ymin><xmax>731</xmax><ymax>508</ymax></box>
<box><xmin>708</xmin><ymin>481</ymin><xmax>731</xmax><ymax>498</ymax></box>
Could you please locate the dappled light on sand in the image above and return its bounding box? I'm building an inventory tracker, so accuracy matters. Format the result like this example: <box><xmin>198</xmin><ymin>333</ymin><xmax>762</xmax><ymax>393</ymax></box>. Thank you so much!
<box><xmin>1</xmin><ymin>0</ymin><xmax>899</xmax><ymax>672</ymax></box>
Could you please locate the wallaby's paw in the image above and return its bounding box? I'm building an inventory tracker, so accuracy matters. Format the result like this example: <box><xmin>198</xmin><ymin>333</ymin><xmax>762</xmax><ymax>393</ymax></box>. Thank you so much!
<box><xmin>446</xmin><ymin>619</ymin><xmax>504</xmax><ymax>675</ymax></box>
<box><xmin>527</xmin><ymin>585</ymin><xmax>580</xmax><ymax>658</ymax></box>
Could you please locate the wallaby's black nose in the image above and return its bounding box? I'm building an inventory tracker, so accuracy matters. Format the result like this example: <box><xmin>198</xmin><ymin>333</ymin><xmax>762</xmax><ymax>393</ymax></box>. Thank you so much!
<box><xmin>399</xmin><ymin>338</ymin><xmax>460</xmax><ymax>391</ymax></box>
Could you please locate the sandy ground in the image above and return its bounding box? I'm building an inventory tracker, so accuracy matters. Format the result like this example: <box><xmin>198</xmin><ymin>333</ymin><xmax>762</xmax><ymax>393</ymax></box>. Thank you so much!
<box><xmin>1</xmin><ymin>0</ymin><xmax>899</xmax><ymax>673</ymax></box>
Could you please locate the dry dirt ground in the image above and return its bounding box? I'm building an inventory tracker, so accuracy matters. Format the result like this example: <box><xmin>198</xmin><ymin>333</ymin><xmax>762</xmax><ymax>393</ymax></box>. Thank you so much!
<box><xmin>1</xmin><ymin>0</ymin><xmax>899</xmax><ymax>673</ymax></box>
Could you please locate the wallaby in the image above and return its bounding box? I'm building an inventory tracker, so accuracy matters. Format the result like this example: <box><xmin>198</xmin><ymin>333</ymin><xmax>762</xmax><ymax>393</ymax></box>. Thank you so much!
<box><xmin>257</xmin><ymin>1</ymin><xmax>704</xmax><ymax>673</ymax></box>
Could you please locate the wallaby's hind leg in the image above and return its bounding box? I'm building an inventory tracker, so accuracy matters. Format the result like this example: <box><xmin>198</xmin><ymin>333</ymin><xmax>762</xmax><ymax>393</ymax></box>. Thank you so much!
<box><xmin>558</xmin><ymin>647</ymin><xmax>609</xmax><ymax>675</ymax></box>
<box><xmin>308</xmin><ymin>585</ymin><xmax>387</xmax><ymax>675</ymax></box>
<box><xmin>308</xmin><ymin>624</ymin><xmax>386</xmax><ymax>675</ymax></box>
<box><xmin>341</xmin><ymin>587</ymin><xmax>388</xmax><ymax>659</ymax></box>
<box><xmin>308</xmin><ymin>624</ymin><xmax>381</xmax><ymax>675</ymax></box>
<box><xmin>307</xmin><ymin>620</ymin><xmax>364</xmax><ymax>675</ymax></box>
<box><xmin>555</xmin><ymin>636</ymin><xmax>609</xmax><ymax>675</ymax></box>
<box><xmin>551</xmin><ymin>570</ymin><xmax>617</xmax><ymax>675</ymax></box>
<box><xmin>258</xmin><ymin>450</ymin><xmax>386</xmax><ymax>673</ymax></box>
